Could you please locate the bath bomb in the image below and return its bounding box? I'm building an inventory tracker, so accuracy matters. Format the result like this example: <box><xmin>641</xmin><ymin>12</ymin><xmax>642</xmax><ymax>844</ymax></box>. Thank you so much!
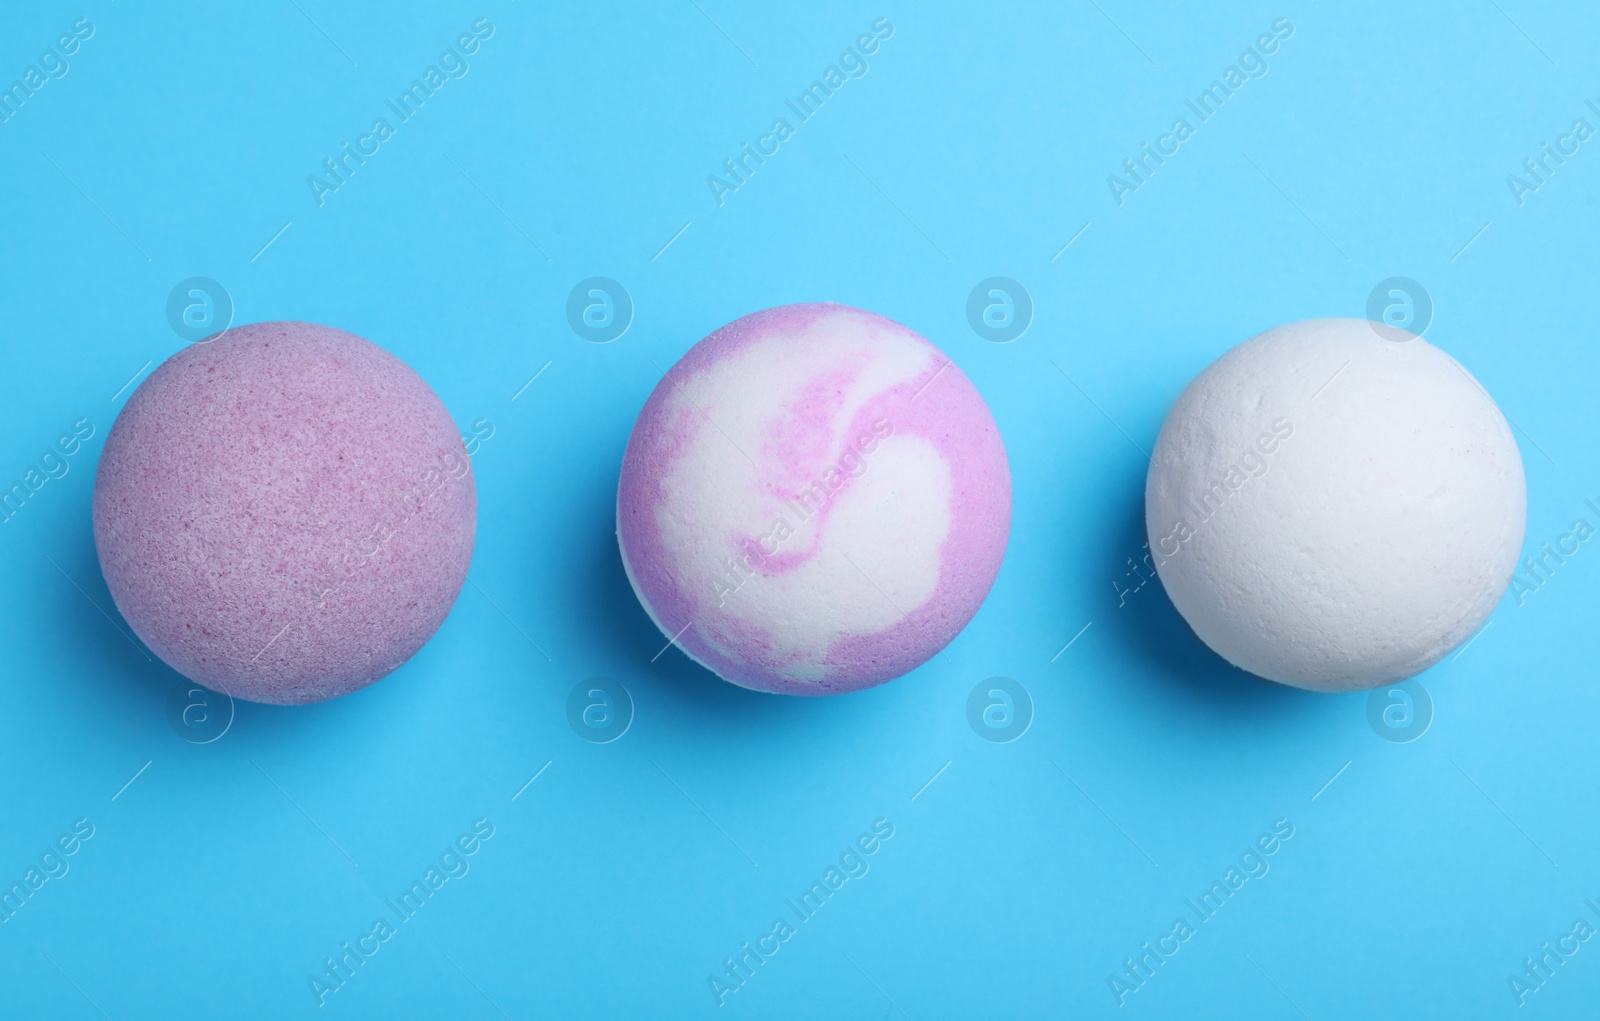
<box><xmin>1145</xmin><ymin>318</ymin><xmax>1526</xmax><ymax>691</ymax></box>
<box><xmin>94</xmin><ymin>321</ymin><xmax>476</xmax><ymax>705</ymax></box>
<box><xmin>617</xmin><ymin>303</ymin><xmax>1010</xmax><ymax>695</ymax></box>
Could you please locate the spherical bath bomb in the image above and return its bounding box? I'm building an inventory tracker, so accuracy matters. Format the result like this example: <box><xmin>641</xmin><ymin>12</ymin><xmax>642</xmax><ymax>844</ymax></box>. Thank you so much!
<box><xmin>94</xmin><ymin>321</ymin><xmax>476</xmax><ymax>705</ymax></box>
<box><xmin>617</xmin><ymin>303</ymin><xmax>1011</xmax><ymax>695</ymax></box>
<box><xmin>1145</xmin><ymin>318</ymin><xmax>1526</xmax><ymax>691</ymax></box>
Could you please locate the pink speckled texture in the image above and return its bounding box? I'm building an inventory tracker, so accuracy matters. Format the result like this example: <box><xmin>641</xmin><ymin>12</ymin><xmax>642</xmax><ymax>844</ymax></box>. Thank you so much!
<box><xmin>93</xmin><ymin>321</ymin><xmax>476</xmax><ymax>705</ymax></box>
<box><xmin>617</xmin><ymin>303</ymin><xmax>1011</xmax><ymax>695</ymax></box>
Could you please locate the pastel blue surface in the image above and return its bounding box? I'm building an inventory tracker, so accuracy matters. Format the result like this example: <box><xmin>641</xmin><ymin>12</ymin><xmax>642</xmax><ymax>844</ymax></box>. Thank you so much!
<box><xmin>1</xmin><ymin>1</ymin><xmax>1597</xmax><ymax>1017</ymax></box>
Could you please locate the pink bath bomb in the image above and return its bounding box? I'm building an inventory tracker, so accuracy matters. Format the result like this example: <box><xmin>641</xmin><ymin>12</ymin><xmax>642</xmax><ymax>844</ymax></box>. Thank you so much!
<box><xmin>617</xmin><ymin>303</ymin><xmax>1011</xmax><ymax>695</ymax></box>
<box><xmin>94</xmin><ymin>321</ymin><xmax>476</xmax><ymax>705</ymax></box>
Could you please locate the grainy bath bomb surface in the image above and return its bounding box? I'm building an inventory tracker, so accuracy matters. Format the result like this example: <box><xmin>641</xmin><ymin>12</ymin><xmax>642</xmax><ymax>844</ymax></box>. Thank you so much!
<box><xmin>617</xmin><ymin>303</ymin><xmax>1011</xmax><ymax>695</ymax></box>
<box><xmin>1145</xmin><ymin>318</ymin><xmax>1526</xmax><ymax>691</ymax></box>
<box><xmin>94</xmin><ymin>321</ymin><xmax>476</xmax><ymax>705</ymax></box>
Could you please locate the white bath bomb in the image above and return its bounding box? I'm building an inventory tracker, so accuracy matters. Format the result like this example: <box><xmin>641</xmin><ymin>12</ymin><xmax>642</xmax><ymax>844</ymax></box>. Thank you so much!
<box><xmin>1145</xmin><ymin>318</ymin><xmax>1526</xmax><ymax>691</ymax></box>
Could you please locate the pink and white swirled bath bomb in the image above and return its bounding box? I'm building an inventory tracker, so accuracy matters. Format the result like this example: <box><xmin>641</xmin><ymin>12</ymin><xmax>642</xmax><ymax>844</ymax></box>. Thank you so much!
<box><xmin>94</xmin><ymin>321</ymin><xmax>476</xmax><ymax>705</ymax></box>
<box><xmin>617</xmin><ymin>303</ymin><xmax>1011</xmax><ymax>695</ymax></box>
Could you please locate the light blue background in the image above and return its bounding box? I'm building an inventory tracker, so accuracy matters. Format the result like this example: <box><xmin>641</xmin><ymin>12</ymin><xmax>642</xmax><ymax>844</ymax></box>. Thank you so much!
<box><xmin>1</xmin><ymin>1</ymin><xmax>1597</xmax><ymax>1017</ymax></box>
